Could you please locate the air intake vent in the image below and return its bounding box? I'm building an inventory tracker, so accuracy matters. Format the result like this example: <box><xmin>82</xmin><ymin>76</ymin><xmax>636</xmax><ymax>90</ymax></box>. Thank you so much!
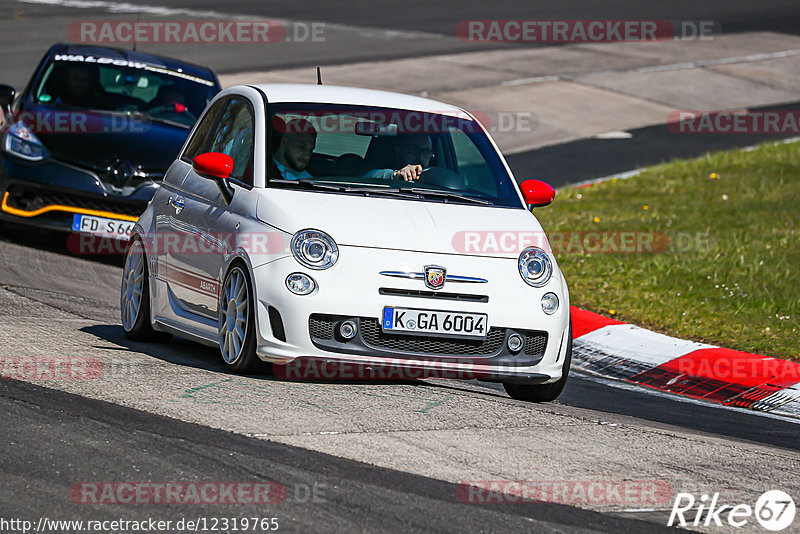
<box><xmin>268</xmin><ymin>306</ymin><xmax>286</xmax><ymax>342</ymax></box>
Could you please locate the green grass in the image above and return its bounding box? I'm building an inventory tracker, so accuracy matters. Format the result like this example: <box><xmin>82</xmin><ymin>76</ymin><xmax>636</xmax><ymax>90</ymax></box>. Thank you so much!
<box><xmin>536</xmin><ymin>140</ymin><xmax>800</xmax><ymax>361</ymax></box>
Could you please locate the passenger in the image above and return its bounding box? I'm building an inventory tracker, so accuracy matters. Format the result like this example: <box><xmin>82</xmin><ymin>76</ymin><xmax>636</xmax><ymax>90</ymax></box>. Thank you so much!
<box><xmin>150</xmin><ymin>85</ymin><xmax>187</xmax><ymax>112</ymax></box>
<box><xmin>273</xmin><ymin>118</ymin><xmax>317</xmax><ymax>180</ymax></box>
<box><xmin>365</xmin><ymin>134</ymin><xmax>433</xmax><ymax>181</ymax></box>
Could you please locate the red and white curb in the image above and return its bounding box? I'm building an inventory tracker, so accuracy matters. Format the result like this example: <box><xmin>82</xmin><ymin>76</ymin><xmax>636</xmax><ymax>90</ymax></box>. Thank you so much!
<box><xmin>570</xmin><ymin>307</ymin><xmax>800</xmax><ymax>419</ymax></box>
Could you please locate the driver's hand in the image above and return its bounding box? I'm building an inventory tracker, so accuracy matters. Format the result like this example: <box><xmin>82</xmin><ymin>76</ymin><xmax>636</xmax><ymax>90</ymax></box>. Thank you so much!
<box><xmin>393</xmin><ymin>164</ymin><xmax>423</xmax><ymax>181</ymax></box>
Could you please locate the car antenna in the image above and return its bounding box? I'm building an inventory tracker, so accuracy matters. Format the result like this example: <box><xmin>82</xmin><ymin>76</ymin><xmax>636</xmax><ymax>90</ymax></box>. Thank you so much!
<box><xmin>133</xmin><ymin>13</ymin><xmax>140</xmax><ymax>52</ymax></box>
<box><xmin>316</xmin><ymin>66</ymin><xmax>322</xmax><ymax>85</ymax></box>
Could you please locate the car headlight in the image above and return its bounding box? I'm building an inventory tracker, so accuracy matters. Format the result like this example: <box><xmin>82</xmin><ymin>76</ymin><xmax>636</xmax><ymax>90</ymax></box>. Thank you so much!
<box><xmin>3</xmin><ymin>122</ymin><xmax>49</xmax><ymax>161</ymax></box>
<box><xmin>291</xmin><ymin>229</ymin><xmax>338</xmax><ymax>270</ymax></box>
<box><xmin>518</xmin><ymin>246</ymin><xmax>552</xmax><ymax>287</ymax></box>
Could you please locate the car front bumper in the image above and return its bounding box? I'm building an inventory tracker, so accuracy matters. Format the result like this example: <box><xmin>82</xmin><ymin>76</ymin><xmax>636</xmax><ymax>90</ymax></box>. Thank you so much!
<box><xmin>0</xmin><ymin>153</ymin><xmax>155</xmax><ymax>233</ymax></box>
<box><xmin>250</xmin><ymin>246</ymin><xmax>571</xmax><ymax>384</ymax></box>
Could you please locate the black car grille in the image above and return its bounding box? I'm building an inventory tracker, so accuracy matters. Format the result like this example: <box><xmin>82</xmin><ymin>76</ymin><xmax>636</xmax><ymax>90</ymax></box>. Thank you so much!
<box><xmin>55</xmin><ymin>156</ymin><xmax>164</xmax><ymax>185</ymax></box>
<box><xmin>309</xmin><ymin>314</ymin><xmax>548</xmax><ymax>357</ymax></box>
<box><xmin>309</xmin><ymin>315</ymin><xmax>336</xmax><ymax>340</ymax></box>
<box><xmin>379</xmin><ymin>288</ymin><xmax>489</xmax><ymax>303</ymax></box>
<box><xmin>6</xmin><ymin>186</ymin><xmax>146</xmax><ymax>218</ymax></box>
<box><xmin>361</xmin><ymin>318</ymin><xmax>506</xmax><ymax>355</ymax></box>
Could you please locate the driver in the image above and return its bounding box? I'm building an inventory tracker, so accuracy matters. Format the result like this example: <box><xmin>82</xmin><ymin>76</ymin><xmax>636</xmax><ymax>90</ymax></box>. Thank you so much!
<box><xmin>273</xmin><ymin>118</ymin><xmax>317</xmax><ymax>180</ymax></box>
<box><xmin>365</xmin><ymin>134</ymin><xmax>433</xmax><ymax>181</ymax></box>
<box><xmin>58</xmin><ymin>64</ymin><xmax>102</xmax><ymax>107</ymax></box>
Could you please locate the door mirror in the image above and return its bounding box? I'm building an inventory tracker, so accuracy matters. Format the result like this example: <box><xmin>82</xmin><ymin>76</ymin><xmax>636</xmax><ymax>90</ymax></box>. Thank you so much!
<box><xmin>519</xmin><ymin>179</ymin><xmax>555</xmax><ymax>209</ymax></box>
<box><xmin>193</xmin><ymin>152</ymin><xmax>235</xmax><ymax>203</ymax></box>
<box><xmin>0</xmin><ymin>85</ymin><xmax>15</xmax><ymax>120</ymax></box>
<box><xmin>192</xmin><ymin>152</ymin><xmax>233</xmax><ymax>180</ymax></box>
<box><xmin>0</xmin><ymin>84</ymin><xmax>15</xmax><ymax>108</ymax></box>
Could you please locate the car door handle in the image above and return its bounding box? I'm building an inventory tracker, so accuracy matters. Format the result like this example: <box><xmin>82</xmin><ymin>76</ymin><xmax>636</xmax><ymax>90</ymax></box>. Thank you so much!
<box><xmin>168</xmin><ymin>196</ymin><xmax>185</xmax><ymax>214</ymax></box>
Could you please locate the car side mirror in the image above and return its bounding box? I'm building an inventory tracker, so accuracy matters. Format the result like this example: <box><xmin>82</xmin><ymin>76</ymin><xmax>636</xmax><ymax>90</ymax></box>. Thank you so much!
<box><xmin>519</xmin><ymin>179</ymin><xmax>555</xmax><ymax>210</ymax></box>
<box><xmin>0</xmin><ymin>84</ymin><xmax>15</xmax><ymax>118</ymax></box>
<box><xmin>0</xmin><ymin>84</ymin><xmax>15</xmax><ymax>108</ymax></box>
<box><xmin>193</xmin><ymin>152</ymin><xmax>235</xmax><ymax>203</ymax></box>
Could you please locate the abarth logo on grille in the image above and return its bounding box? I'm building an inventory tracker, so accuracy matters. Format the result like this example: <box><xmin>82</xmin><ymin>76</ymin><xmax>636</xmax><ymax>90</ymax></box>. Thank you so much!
<box><xmin>424</xmin><ymin>265</ymin><xmax>446</xmax><ymax>290</ymax></box>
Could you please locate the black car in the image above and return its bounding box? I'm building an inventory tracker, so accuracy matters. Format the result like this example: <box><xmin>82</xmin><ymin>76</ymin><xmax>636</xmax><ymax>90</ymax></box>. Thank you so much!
<box><xmin>0</xmin><ymin>43</ymin><xmax>221</xmax><ymax>242</ymax></box>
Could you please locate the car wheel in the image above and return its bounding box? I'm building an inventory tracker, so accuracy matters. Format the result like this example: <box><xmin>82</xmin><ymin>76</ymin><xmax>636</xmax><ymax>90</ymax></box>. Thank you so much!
<box><xmin>121</xmin><ymin>237</ymin><xmax>171</xmax><ymax>342</ymax></box>
<box><xmin>218</xmin><ymin>264</ymin><xmax>260</xmax><ymax>372</ymax></box>
<box><xmin>504</xmin><ymin>319</ymin><xmax>572</xmax><ymax>403</ymax></box>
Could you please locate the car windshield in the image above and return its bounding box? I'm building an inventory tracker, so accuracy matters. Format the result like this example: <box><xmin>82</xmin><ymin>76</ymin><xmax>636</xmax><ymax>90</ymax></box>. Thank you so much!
<box><xmin>32</xmin><ymin>57</ymin><xmax>218</xmax><ymax>127</ymax></box>
<box><xmin>267</xmin><ymin>103</ymin><xmax>524</xmax><ymax>208</ymax></box>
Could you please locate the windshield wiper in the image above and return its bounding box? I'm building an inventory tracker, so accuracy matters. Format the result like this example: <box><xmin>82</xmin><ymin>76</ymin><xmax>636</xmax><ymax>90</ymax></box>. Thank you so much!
<box><xmin>397</xmin><ymin>187</ymin><xmax>493</xmax><ymax>205</ymax></box>
<box><xmin>270</xmin><ymin>179</ymin><xmax>419</xmax><ymax>199</ymax></box>
<box><xmin>268</xmin><ymin>180</ymin><xmax>492</xmax><ymax>205</ymax></box>
<box><xmin>126</xmin><ymin>111</ymin><xmax>190</xmax><ymax>129</ymax></box>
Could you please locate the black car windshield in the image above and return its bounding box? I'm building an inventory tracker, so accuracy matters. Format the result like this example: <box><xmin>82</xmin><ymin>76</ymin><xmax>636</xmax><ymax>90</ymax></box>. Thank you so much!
<box><xmin>267</xmin><ymin>103</ymin><xmax>524</xmax><ymax>209</ymax></box>
<box><xmin>32</xmin><ymin>57</ymin><xmax>218</xmax><ymax>127</ymax></box>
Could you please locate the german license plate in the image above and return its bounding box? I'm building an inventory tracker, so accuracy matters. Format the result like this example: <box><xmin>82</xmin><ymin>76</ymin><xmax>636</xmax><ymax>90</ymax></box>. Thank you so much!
<box><xmin>381</xmin><ymin>307</ymin><xmax>487</xmax><ymax>340</ymax></box>
<box><xmin>72</xmin><ymin>214</ymin><xmax>134</xmax><ymax>239</ymax></box>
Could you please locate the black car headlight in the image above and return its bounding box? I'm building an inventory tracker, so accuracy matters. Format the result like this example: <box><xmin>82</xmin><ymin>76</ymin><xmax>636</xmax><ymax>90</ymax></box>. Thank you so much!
<box><xmin>518</xmin><ymin>246</ymin><xmax>552</xmax><ymax>287</ymax></box>
<box><xmin>291</xmin><ymin>229</ymin><xmax>338</xmax><ymax>270</ymax></box>
<box><xmin>4</xmin><ymin>122</ymin><xmax>49</xmax><ymax>161</ymax></box>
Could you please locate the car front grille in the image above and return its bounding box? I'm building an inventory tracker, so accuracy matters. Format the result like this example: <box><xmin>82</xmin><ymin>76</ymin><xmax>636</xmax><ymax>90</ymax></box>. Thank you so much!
<box><xmin>360</xmin><ymin>318</ymin><xmax>506</xmax><ymax>355</ymax></box>
<box><xmin>379</xmin><ymin>287</ymin><xmax>489</xmax><ymax>303</ymax></box>
<box><xmin>309</xmin><ymin>314</ymin><xmax>336</xmax><ymax>341</ymax></box>
<box><xmin>5</xmin><ymin>186</ymin><xmax>146</xmax><ymax>218</ymax></box>
<box><xmin>309</xmin><ymin>314</ymin><xmax>547</xmax><ymax>357</ymax></box>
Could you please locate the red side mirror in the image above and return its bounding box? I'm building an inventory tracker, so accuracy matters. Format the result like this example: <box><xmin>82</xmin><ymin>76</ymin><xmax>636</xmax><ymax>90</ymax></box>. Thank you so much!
<box><xmin>520</xmin><ymin>179</ymin><xmax>555</xmax><ymax>208</ymax></box>
<box><xmin>193</xmin><ymin>152</ymin><xmax>233</xmax><ymax>180</ymax></box>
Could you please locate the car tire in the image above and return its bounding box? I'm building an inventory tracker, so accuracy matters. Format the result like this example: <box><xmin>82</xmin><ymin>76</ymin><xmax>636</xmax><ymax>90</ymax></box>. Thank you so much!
<box><xmin>218</xmin><ymin>263</ymin><xmax>261</xmax><ymax>372</ymax></box>
<box><xmin>503</xmin><ymin>319</ymin><xmax>572</xmax><ymax>403</ymax></box>
<box><xmin>121</xmin><ymin>237</ymin><xmax>171</xmax><ymax>342</ymax></box>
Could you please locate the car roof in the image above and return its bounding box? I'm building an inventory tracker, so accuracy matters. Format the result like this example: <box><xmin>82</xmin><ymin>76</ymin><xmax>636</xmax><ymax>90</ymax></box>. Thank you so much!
<box><xmin>46</xmin><ymin>43</ymin><xmax>219</xmax><ymax>86</ymax></box>
<box><xmin>250</xmin><ymin>83</ymin><xmax>470</xmax><ymax>117</ymax></box>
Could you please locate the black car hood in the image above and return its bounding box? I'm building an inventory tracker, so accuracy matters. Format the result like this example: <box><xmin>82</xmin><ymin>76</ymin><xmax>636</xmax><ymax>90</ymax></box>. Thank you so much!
<box><xmin>28</xmin><ymin>105</ymin><xmax>191</xmax><ymax>172</ymax></box>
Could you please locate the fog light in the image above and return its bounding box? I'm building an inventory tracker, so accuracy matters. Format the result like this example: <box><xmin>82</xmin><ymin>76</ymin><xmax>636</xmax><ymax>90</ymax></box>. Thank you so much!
<box><xmin>339</xmin><ymin>320</ymin><xmax>357</xmax><ymax>340</ymax></box>
<box><xmin>541</xmin><ymin>292</ymin><xmax>559</xmax><ymax>315</ymax></box>
<box><xmin>285</xmin><ymin>273</ymin><xmax>315</xmax><ymax>295</ymax></box>
<box><xmin>507</xmin><ymin>333</ymin><xmax>524</xmax><ymax>353</ymax></box>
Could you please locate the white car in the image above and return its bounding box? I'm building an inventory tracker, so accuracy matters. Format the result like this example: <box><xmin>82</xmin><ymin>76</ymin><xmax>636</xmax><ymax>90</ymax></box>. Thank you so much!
<box><xmin>120</xmin><ymin>83</ymin><xmax>572</xmax><ymax>402</ymax></box>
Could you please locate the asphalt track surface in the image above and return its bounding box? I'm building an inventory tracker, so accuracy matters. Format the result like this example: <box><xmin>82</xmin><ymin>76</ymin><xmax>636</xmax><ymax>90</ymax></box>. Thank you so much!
<box><xmin>2</xmin><ymin>378</ymin><xmax>670</xmax><ymax>533</ymax></box>
<box><xmin>2</xmin><ymin>1</ymin><xmax>800</xmax><ymax>532</ymax></box>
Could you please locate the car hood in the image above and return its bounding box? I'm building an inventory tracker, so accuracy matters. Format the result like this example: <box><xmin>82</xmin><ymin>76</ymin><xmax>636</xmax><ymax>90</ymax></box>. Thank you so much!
<box><xmin>256</xmin><ymin>188</ymin><xmax>550</xmax><ymax>259</ymax></box>
<box><xmin>26</xmin><ymin>105</ymin><xmax>191</xmax><ymax>171</ymax></box>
